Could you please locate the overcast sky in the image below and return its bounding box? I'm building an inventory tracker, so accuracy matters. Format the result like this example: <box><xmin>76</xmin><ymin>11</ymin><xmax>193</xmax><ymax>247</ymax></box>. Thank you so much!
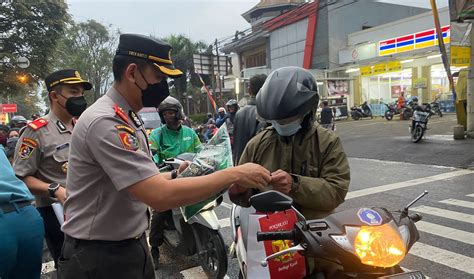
<box><xmin>67</xmin><ymin>0</ymin><xmax>449</xmax><ymax>44</ymax></box>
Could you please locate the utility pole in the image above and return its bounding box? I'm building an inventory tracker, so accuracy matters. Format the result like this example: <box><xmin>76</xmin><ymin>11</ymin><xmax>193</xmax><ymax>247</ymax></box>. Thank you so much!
<box><xmin>215</xmin><ymin>39</ymin><xmax>222</xmax><ymax>103</ymax></box>
<box><xmin>467</xmin><ymin>25</ymin><xmax>474</xmax><ymax>138</ymax></box>
<box><xmin>209</xmin><ymin>42</ymin><xmax>215</xmax><ymax>114</ymax></box>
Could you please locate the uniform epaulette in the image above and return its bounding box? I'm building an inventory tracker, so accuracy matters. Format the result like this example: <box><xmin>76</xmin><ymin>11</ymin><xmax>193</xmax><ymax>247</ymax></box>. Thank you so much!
<box><xmin>27</xmin><ymin>118</ymin><xmax>48</xmax><ymax>130</ymax></box>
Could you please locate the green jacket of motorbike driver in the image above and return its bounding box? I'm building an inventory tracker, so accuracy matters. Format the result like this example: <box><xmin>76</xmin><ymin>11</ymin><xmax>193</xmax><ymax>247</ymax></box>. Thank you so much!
<box><xmin>149</xmin><ymin>125</ymin><xmax>201</xmax><ymax>164</ymax></box>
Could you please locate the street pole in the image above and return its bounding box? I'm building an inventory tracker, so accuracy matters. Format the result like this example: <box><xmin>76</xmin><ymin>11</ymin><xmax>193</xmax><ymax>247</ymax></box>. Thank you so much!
<box><xmin>466</xmin><ymin>25</ymin><xmax>474</xmax><ymax>138</ymax></box>
<box><xmin>215</xmin><ymin>39</ymin><xmax>223</xmax><ymax>101</ymax></box>
<box><xmin>210</xmin><ymin>43</ymin><xmax>215</xmax><ymax>114</ymax></box>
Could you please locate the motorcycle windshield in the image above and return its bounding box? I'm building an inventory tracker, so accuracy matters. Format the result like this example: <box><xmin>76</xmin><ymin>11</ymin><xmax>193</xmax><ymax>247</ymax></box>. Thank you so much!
<box><xmin>178</xmin><ymin>124</ymin><xmax>233</xmax><ymax>221</ymax></box>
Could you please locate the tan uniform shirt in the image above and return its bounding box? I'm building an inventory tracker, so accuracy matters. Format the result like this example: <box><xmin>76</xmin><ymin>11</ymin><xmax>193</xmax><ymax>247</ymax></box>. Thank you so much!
<box><xmin>62</xmin><ymin>87</ymin><xmax>157</xmax><ymax>241</ymax></box>
<box><xmin>13</xmin><ymin>112</ymin><xmax>72</xmax><ymax>207</ymax></box>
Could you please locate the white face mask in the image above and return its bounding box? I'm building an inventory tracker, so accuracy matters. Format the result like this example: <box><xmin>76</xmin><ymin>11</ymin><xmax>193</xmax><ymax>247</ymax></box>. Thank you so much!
<box><xmin>270</xmin><ymin>118</ymin><xmax>302</xmax><ymax>136</ymax></box>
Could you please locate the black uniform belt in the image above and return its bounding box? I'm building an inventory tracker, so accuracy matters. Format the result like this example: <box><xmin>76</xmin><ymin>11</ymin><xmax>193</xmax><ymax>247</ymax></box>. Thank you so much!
<box><xmin>65</xmin><ymin>233</ymin><xmax>145</xmax><ymax>246</ymax></box>
<box><xmin>0</xmin><ymin>201</ymin><xmax>32</xmax><ymax>213</ymax></box>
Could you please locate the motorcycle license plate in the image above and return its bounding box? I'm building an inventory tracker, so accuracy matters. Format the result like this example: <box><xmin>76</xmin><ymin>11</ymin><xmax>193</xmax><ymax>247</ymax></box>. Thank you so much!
<box><xmin>378</xmin><ymin>270</ymin><xmax>426</xmax><ymax>279</ymax></box>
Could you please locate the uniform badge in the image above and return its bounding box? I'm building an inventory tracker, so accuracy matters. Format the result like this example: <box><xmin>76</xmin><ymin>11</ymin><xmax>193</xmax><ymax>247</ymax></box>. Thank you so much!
<box><xmin>114</xmin><ymin>104</ymin><xmax>130</xmax><ymax>124</ymax></box>
<box><xmin>56</xmin><ymin>120</ymin><xmax>67</xmax><ymax>132</ymax></box>
<box><xmin>61</xmin><ymin>162</ymin><xmax>68</xmax><ymax>173</ymax></box>
<box><xmin>115</xmin><ymin>125</ymin><xmax>139</xmax><ymax>151</ymax></box>
<box><xmin>18</xmin><ymin>138</ymin><xmax>38</xmax><ymax>160</ymax></box>
<box><xmin>75</xmin><ymin>71</ymin><xmax>81</xmax><ymax>79</ymax></box>
<box><xmin>129</xmin><ymin>110</ymin><xmax>143</xmax><ymax>128</ymax></box>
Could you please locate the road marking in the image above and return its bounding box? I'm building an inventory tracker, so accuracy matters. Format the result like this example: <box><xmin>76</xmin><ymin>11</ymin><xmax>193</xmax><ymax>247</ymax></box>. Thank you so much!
<box><xmin>180</xmin><ymin>266</ymin><xmax>230</xmax><ymax>278</ymax></box>
<box><xmin>400</xmin><ymin>267</ymin><xmax>431</xmax><ymax>279</ymax></box>
<box><xmin>219</xmin><ymin>217</ymin><xmax>230</xmax><ymax>228</ymax></box>
<box><xmin>221</xmin><ymin>202</ymin><xmax>232</xmax><ymax>209</ymax></box>
<box><xmin>350</xmin><ymin>157</ymin><xmax>459</xmax><ymax>170</ymax></box>
<box><xmin>412</xmin><ymin>205</ymin><xmax>474</xmax><ymax>224</ymax></box>
<box><xmin>466</xmin><ymin>193</ymin><xmax>474</xmax><ymax>198</ymax></box>
<box><xmin>409</xmin><ymin>242</ymin><xmax>474</xmax><ymax>274</ymax></box>
<box><xmin>346</xmin><ymin>169</ymin><xmax>473</xmax><ymax>200</ymax></box>
<box><xmin>415</xmin><ymin>221</ymin><xmax>474</xmax><ymax>245</ymax></box>
<box><xmin>439</xmin><ymin>198</ymin><xmax>474</xmax><ymax>209</ymax></box>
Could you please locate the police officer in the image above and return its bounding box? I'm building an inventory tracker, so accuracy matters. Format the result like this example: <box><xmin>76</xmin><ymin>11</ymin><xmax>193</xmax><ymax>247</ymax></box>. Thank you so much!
<box><xmin>13</xmin><ymin>69</ymin><xmax>92</xmax><ymax>269</ymax></box>
<box><xmin>59</xmin><ymin>34</ymin><xmax>270</xmax><ymax>279</ymax></box>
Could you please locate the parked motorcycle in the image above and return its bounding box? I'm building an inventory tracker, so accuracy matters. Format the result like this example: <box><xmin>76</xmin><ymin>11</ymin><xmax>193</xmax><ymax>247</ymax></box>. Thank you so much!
<box><xmin>231</xmin><ymin>190</ymin><xmax>428</xmax><ymax>279</ymax></box>
<box><xmin>409</xmin><ymin>105</ymin><xmax>431</xmax><ymax>143</ymax></box>
<box><xmin>158</xmin><ymin>154</ymin><xmax>227</xmax><ymax>278</ymax></box>
<box><xmin>351</xmin><ymin>101</ymin><xmax>373</xmax><ymax>120</ymax></box>
<box><xmin>429</xmin><ymin>97</ymin><xmax>443</xmax><ymax>117</ymax></box>
<box><xmin>384</xmin><ymin>102</ymin><xmax>400</xmax><ymax>121</ymax></box>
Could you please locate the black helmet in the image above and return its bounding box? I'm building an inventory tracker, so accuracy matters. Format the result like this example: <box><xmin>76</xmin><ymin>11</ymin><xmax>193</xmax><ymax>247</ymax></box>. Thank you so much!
<box><xmin>411</xmin><ymin>96</ymin><xmax>418</xmax><ymax>103</ymax></box>
<box><xmin>256</xmin><ymin>66</ymin><xmax>319</xmax><ymax>120</ymax></box>
<box><xmin>158</xmin><ymin>96</ymin><xmax>184</xmax><ymax>123</ymax></box>
<box><xmin>10</xmin><ymin>115</ymin><xmax>28</xmax><ymax>128</ymax></box>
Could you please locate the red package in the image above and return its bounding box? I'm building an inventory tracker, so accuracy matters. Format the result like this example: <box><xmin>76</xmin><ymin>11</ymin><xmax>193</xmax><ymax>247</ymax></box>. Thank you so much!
<box><xmin>258</xmin><ymin>209</ymin><xmax>306</xmax><ymax>278</ymax></box>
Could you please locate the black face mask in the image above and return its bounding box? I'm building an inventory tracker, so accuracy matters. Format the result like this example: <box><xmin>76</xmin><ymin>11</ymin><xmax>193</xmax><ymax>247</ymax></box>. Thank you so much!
<box><xmin>135</xmin><ymin>70</ymin><xmax>170</xmax><ymax>108</ymax></box>
<box><xmin>58</xmin><ymin>94</ymin><xmax>88</xmax><ymax>117</ymax></box>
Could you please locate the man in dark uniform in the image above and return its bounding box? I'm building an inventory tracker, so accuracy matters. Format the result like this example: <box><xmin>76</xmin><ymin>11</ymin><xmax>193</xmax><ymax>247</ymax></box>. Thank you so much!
<box><xmin>13</xmin><ymin>69</ymin><xmax>92</xmax><ymax>269</ymax></box>
<box><xmin>59</xmin><ymin>34</ymin><xmax>270</xmax><ymax>279</ymax></box>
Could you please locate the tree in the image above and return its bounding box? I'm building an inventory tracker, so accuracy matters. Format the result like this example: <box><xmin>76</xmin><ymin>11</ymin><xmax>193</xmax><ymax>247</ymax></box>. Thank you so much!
<box><xmin>0</xmin><ymin>1</ymin><xmax>69</xmax><ymax>115</ymax></box>
<box><xmin>54</xmin><ymin>20</ymin><xmax>118</xmax><ymax>104</ymax></box>
<box><xmin>161</xmin><ymin>34</ymin><xmax>209</xmax><ymax>112</ymax></box>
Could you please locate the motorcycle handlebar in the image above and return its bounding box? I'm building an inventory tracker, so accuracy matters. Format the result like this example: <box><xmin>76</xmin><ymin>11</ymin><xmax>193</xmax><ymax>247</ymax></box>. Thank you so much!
<box><xmin>257</xmin><ymin>230</ymin><xmax>295</xmax><ymax>242</ymax></box>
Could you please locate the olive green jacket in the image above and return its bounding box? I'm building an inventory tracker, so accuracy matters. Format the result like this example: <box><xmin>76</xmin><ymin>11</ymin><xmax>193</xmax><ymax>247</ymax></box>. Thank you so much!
<box><xmin>232</xmin><ymin>123</ymin><xmax>350</xmax><ymax>219</ymax></box>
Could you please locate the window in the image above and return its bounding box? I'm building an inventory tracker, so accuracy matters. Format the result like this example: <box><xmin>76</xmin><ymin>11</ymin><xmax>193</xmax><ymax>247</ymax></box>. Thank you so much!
<box><xmin>245</xmin><ymin>51</ymin><xmax>266</xmax><ymax>68</ymax></box>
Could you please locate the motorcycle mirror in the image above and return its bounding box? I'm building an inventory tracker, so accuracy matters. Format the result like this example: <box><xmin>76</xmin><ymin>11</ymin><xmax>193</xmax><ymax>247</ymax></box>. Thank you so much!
<box><xmin>250</xmin><ymin>190</ymin><xmax>293</xmax><ymax>213</ymax></box>
<box><xmin>403</xmin><ymin>190</ymin><xmax>429</xmax><ymax>214</ymax></box>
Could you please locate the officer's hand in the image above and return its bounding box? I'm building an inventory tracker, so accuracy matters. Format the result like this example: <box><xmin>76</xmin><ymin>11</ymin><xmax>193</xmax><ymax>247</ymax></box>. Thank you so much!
<box><xmin>55</xmin><ymin>186</ymin><xmax>67</xmax><ymax>204</ymax></box>
<box><xmin>178</xmin><ymin>161</ymin><xmax>190</xmax><ymax>174</ymax></box>
<box><xmin>270</xmin><ymin>169</ymin><xmax>292</xmax><ymax>195</ymax></box>
<box><xmin>232</xmin><ymin>163</ymin><xmax>271</xmax><ymax>191</ymax></box>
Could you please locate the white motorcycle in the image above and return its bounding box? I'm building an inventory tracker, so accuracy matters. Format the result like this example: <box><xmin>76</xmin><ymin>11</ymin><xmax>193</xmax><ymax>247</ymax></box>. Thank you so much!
<box><xmin>158</xmin><ymin>154</ymin><xmax>227</xmax><ymax>278</ymax></box>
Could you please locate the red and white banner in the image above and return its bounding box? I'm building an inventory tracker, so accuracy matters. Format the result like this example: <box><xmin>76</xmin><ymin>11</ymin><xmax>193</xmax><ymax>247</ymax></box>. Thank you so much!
<box><xmin>0</xmin><ymin>104</ymin><xmax>17</xmax><ymax>113</ymax></box>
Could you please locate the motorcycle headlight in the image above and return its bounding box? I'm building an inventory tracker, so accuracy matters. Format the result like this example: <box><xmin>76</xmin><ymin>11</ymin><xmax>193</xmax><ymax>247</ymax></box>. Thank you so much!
<box><xmin>353</xmin><ymin>223</ymin><xmax>406</xmax><ymax>268</ymax></box>
<box><xmin>331</xmin><ymin>221</ymin><xmax>407</xmax><ymax>268</ymax></box>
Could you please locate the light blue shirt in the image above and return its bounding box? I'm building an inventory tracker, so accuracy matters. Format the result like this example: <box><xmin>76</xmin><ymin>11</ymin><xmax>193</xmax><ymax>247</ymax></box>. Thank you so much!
<box><xmin>0</xmin><ymin>145</ymin><xmax>34</xmax><ymax>205</ymax></box>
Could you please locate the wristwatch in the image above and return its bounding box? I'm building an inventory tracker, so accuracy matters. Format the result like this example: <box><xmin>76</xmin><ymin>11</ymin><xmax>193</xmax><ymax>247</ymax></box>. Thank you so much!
<box><xmin>171</xmin><ymin>169</ymin><xmax>178</xmax><ymax>179</ymax></box>
<box><xmin>48</xmin><ymin>182</ymin><xmax>62</xmax><ymax>198</ymax></box>
<box><xmin>290</xmin><ymin>174</ymin><xmax>300</xmax><ymax>192</ymax></box>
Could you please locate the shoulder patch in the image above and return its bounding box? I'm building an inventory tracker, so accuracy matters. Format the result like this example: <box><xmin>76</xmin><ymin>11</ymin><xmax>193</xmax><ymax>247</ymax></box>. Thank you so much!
<box><xmin>114</xmin><ymin>104</ymin><xmax>130</xmax><ymax>124</ymax></box>
<box><xmin>115</xmin><ymin>125</ymin><xmax>139</xmax><ymax>151</ymax></box>
<box><xmin>27</xmin><ymin>118</ymin><xmax>48</xmax><ymax>130</ymax></box>
<box><xmin>18</xmin><ymin>137</ymin><xmax>38</xmax><ymax>160</ymax></box>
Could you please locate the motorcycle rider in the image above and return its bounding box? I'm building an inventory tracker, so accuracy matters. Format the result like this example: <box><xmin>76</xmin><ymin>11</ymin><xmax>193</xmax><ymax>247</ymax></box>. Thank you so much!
<box><xmin>397</xmin><ymin>91</ymin><xmax>406</xmax><ymax>120</ymax></box>
<box><xmin>9</xmin><ymin>115</ymin><xmax>28</xmax><ymax>129</ymax></box>
<box><xmin>216</xmin><ymin>99</ymin><xmax>239</xmax><ymax>144</ymax></box>
<box><xmin>229</xmin><ymin>66</ymin><xmax>350</xmax><ymax>218</ymax></box>
<box><xmin>229</xmin><ymin>66</ymin><xmax>350</xmax><ymax>275</ymax></box>
<box><xmin>148</xmin><ymin>96</ymin><xmax>201</xmax><ymax>268</ymax></box>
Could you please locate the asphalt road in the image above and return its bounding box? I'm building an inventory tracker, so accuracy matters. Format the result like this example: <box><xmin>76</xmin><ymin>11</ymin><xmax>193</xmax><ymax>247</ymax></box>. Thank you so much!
<box><xmin>42</xmin><ymin>114</ymin><xmax>474</xmax><ymax>278</ymax></box>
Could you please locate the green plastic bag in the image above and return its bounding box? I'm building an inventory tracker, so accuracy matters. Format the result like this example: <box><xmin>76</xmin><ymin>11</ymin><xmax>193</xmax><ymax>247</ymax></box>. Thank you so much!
<box><xmin>178</xmin><ymin>124</ymin><xmax>233</xmax><ymax>221</ymax></box>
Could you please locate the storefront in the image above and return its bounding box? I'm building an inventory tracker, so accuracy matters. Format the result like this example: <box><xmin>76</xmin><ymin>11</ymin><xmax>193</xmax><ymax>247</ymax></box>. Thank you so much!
<box><xmin>336</xmin><ymin>7</ymin><xmax>468</xmax><ymax>114</ymax></box>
